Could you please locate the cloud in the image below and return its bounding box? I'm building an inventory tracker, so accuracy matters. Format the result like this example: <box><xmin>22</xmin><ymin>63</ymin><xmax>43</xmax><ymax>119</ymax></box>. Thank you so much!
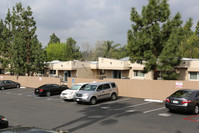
<box><xmin>0</xmin><ymin>0</ymin><xmax>199</xmax><ymax>48</ymax></box>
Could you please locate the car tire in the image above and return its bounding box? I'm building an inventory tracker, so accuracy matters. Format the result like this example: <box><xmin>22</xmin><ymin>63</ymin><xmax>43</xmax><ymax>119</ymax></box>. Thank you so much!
<box><xmin>46</xmin><ymin>92</ymin><xmax>51</xmax><ymax>97</ymax></box>
<box><xmin>16</xmin><ymin>84</ymin><xmax>20</xmax><ymax>88</ymax></box>
<box><xmin>90</xmin><ymin>97</ymin><xmax>97</xmax><ymax>105</ymax></box>
<box><xmin>169</xmin><ymin>108</ymin><xmax>174</xmax><ymax>113</ymax></box>
<box><xmin>1</xmin><ymin>86</ymin><xmax>5</xmax><ymax>90</ymax></box>
<box><xmin>76</xmin><ymin>101</ymin><xmax>82</xmax><ymax>104</ymax></box>
<box><xmin>193</xmin><ymin>105</ymin><xmax>199</xmax><ymax>114</ymax></box>
<box><xmin>111</xmin><ymin>93</ymin><xmax>117</xmax><ymax>101</ymax></box>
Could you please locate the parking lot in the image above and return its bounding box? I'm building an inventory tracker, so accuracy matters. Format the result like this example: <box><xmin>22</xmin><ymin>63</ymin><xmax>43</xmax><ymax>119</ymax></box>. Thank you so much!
<box><xmin>1</xmin><ymin>87</ymin><xmax>199</xmax><ymax>133</ymax></box>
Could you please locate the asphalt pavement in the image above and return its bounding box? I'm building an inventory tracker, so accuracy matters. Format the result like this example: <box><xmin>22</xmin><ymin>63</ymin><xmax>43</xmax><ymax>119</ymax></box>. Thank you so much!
<box><xmin>1</xmin><ymin>87</ymin><xmax>199</xmax><ymax>133</ymax></box>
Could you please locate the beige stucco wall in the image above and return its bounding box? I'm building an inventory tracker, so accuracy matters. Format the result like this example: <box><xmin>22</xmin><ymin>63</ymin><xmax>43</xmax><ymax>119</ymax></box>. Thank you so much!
<box><xmin>67</xmin><ymin>77</ymin><xmax>199</xmax><ymax>100</ymax></box>
<box><xmin>98</xmin><ymin>57</ymin><xmax>130</xmax><ymax>70</ymax></box>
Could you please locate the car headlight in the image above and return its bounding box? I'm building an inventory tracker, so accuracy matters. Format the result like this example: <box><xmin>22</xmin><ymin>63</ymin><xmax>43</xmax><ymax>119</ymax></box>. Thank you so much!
<box><xmin>83</xmin><ymin>93</ymin><xmax>89</xmax><ymax>97</ymax></box>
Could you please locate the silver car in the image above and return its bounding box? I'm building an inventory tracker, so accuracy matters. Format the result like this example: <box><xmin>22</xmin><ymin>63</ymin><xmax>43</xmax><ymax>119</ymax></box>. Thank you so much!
<box><xmin>74</xmin><ymin>81</ymin><xmax>118</xmax><ymax>105</ymax></box>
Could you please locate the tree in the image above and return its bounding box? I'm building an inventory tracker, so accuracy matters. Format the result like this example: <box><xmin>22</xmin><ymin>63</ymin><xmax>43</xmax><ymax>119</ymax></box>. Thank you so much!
<box><xmin>45</xmin><ymin>43</ymin><xmax>66</xmax><ymax>61</ymax></box>
<box><xmin>65</xmin><ymin>37</ymin><xmax>82</xmax><ymax>60</ymax></box>
<box><xmin>179</xmin><ymin>19</ymin><xmax>199</xmax><ymax>58</ymax></box>
<box><xmin>112</xmin><ymin>45</ymin><xmax>129</xmax><ymax>59</ymax></box>
<box><xmin>127</xmin><ymin>0</ymin><xmax>184</xmax><ymax>80</ymax></box>
<box><xmin>45</xmin><ymin>37</ymin><xmax>81</xmax><ymax>61</ymax></box>
<box><xmin>48</xmin><ymin>33</ymin><xmax>60</xmax><ymax>44</ymax></box>
<box><xmin>0</xmin><ymin>2</ymin><xmax>46</xmax><ymax>76</ymax></box>
<box><xmin>102</xmin><ymin>40</ymin><xmax>121</xmax><ymax>58</ymax></box>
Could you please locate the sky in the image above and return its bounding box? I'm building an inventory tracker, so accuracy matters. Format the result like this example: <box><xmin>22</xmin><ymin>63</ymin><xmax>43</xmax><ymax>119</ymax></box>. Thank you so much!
<box><xmin>0</xmin><ymin>0</ymin><xmax>199</xmax><ymax>50</ymax></box>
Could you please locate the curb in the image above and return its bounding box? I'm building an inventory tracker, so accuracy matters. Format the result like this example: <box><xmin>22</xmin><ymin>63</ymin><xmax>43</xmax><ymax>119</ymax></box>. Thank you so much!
<box><xmin>144</xmin><ymin>99</ymin><xmax>164</xmax><ymax>103</ymax></box>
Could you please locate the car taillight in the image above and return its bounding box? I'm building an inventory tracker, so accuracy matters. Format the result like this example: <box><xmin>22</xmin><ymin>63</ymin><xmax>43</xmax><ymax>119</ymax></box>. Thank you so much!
<box><xmin>39</xmin><ymin>89</ymin><xmax>44</xmax><ymax>92</ymax></box>
<box><xmin>182</xmin><ymin>100</ymin><xmax>191</xmax><ymax>104</ymax></box>
<box><xmin>166</xmin><ymin>98</ymin><xmax>170</xmax><ymax>103</ymax></box>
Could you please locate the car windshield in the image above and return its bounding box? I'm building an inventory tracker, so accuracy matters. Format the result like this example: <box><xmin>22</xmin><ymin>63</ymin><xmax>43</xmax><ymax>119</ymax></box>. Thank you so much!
<box><xmin>82</xmin><ymin>85</ymin><xmax>97</xmax><ymax>91</ymax></box>
<box><xmin>69</xmin><ymin>85</ymin><xmax>82</xmax><ymax>90</ymax></box>
<box><xmin>171</xmin><ymin>90</ymin><xmax>193</xmax><ymax>98</ymax></box>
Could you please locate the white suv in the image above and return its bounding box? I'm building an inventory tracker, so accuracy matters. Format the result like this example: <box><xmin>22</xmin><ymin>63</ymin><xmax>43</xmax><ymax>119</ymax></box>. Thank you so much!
<box><xmin>60</xmin><ymin>83</ymin><xmax>88</xmax><ymax>100</ymax></box>
<box><xmin>74</xmin><ymin>81</ymin><xmax>118</xmax><ymax>105</ymax></box>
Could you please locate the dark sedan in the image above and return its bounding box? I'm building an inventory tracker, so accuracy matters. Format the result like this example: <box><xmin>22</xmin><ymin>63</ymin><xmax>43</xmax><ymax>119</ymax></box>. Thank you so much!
<box><xmin>0</xmin><ymin>115</ymin><xmax>8</xmax><ymax>129</ymax></box>
<box><xmin>34</xmin><ymin>84</ymin><xmax>68</xmax><ymax>96</ymax></box>
<box><xmin>0</xmin><ymin>80</ymin><xmax>20</xmax><ymax>90</ymax></box>
<box><xmin>165</xmin><ymin>89</ymin><xmax>199</xmax><ymax>114</ymax></box>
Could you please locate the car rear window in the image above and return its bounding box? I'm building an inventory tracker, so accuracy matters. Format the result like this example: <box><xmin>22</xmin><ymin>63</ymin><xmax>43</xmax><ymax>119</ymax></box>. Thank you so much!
<box><xmin>111</xmin><ymin>83</ymin><xmax>116</xmax><ymax>88</ymax></box>
<box><xmin>171</xmin><ymin>90</ymin><xmax>193</xmax><ymax>98</ymax></box>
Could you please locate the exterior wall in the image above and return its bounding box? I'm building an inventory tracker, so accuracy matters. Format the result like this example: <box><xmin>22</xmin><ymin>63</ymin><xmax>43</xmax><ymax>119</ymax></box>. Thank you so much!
<box><xmin>130</xmin><ymin>69</ymin><xmax>153</xmax><ymax>80</ymax></box>
<box><xmin>121</xmin><ymin>70</ymin><xmax>129</xmax><ymax>78</ymax></box>
<box><xmin>67</xmin><ymin>77</ymin><xmax>199</xmax><ymax>100</ymax></box>
<box><xmin>98</xmin><ymin>57</ymin><xmax>130</xmax><ymax>70</ymax></box>
<box><xmin>76</xmin><ymin>67</ymin><xmax>96</xmax><ymax>79</ymax></box>
<box><xmin>0</xmin><ymin>75</ymin><xmax>60</xmax><ymax>88</ymax></box>
<box><xmin>178</xmin><ymin>69</ymin><xmax>187</xmax><ymax>80</ymax></box>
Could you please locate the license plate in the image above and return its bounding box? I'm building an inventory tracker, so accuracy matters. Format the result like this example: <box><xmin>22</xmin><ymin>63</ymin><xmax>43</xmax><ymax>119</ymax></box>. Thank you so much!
<box><xmin>172</xmin><ymin>100</ymin><xmax>178</xmax><ymax>104</ymax></box>
<box><xmin>76</xmin><ymin>99</ymin><xmax>80</xmax><ymax>101</ymax></box>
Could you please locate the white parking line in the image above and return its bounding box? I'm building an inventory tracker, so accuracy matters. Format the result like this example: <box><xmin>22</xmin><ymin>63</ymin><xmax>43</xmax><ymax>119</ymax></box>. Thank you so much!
<box><xmin>143</xmin><ymin>107</ymin><xmax>166</xmax><ymax>114</ymax></box>
<box><xmin>92</xmin><ymin>98</ymin><xmax>131</xmax><ymax>107</ymax></box>
<box><xmin>114</xmin><ymin>101</ymin><xmax>152</xmax><ymax>111</ymax></box>
<box><xmin>158</xmin><ymin>113</ymin><xmax>171</xmax><ymax>117</ymax></box>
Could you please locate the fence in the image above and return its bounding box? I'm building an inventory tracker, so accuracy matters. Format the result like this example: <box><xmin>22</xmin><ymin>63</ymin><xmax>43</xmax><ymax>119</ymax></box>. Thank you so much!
<box><xmin>67</xmin><ymin>77</ymin><xmax>199</xmax><ymax>100</ymax></box>
<box><xmin>1</xmin><ymin>75</ymin><xmax>199</xmax><ymax>100</ymax></box>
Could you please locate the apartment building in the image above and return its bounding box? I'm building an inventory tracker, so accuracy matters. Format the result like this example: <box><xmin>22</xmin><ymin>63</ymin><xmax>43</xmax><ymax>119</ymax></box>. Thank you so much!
<box><xmin>43</xmin><ymin>57</ymin><xmax>199</xmax><ymax>81</ymax></box>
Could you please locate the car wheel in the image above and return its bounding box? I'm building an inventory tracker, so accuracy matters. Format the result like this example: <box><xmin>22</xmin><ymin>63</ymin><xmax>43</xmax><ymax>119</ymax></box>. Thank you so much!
<box><xmin>169</xmin><ymin>108</ymin><xmax>174</xmax><ymax>113</ymax></box>
<box><xmin>16</xmin><ymin>84</ymin><xmax>20</xmax><ymax>88</ymax></box>
<box><xmin>46</xmin><ymin>92</ymin><xmax>51</xmax><ymax>97</ymax></box>
<box><xmin>90</xmin><ymin>97</ymin><xmax>97</xmax><ymax>105</ymax></box>
<box><xmin>193</xmin><ymin>105</ymin><xmax>199</xmax><ymax>114</ymax></box>
<box><xmin>111</xmin><ymin>93</ymin><xmax>117</xmax><ymax>101</ymax></box>
<box><xmin>76</xmin><ymin>101</ymin><xmax>81</xmax><ymax>104</ymax></box>
<box><xmin>1</xmin><ymin>86</ymin><xmax>5</xmax><ymax>90</ymax></box>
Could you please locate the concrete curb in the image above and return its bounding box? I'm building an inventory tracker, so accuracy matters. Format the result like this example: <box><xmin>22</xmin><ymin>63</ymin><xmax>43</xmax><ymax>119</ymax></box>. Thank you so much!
<box><xmin>144</xmin><ymin>99</ymin><xmax>164</xmax><ymax>103</ymax></box>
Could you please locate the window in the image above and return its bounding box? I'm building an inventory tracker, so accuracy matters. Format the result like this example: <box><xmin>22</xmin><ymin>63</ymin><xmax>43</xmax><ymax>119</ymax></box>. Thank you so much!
<box><xmin>99</xmin><ymin>70</ymin><xmax>105</xmax><ymax>75</ymax></box>
<box><xmin>189</xmin><ymin>72</ymin><xmax>199</xmax><ymax>80</ymax></box>
<box><xmin>113</xmin><ymin>70</ymin><xmax>121</xmax><ymax>79</ymax></box>
<box><xmin>134</xmin><ymin>70</ymin><xmax>145</xmax><ymax>77</ymax></box>
<box><xmin>111</xmin><ymin>83</ymin><xmax>116</xmax><ymax>88</ymax></box>
<box><xmin>102</xmin><ymin>84</ymin><xmax>110</xmax><ymax>90</ymax></box>
<box><xmin>50</xmin><ymin>70</ymin><xmax>56</xmax><ymax>75</ymax></box>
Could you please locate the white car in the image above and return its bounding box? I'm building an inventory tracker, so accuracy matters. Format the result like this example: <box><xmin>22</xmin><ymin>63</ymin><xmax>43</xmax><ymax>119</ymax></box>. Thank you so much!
<box><xmin>60</xmin><ymin>83</ymin><xmax>88</xmax><ymax>100</ymax></box>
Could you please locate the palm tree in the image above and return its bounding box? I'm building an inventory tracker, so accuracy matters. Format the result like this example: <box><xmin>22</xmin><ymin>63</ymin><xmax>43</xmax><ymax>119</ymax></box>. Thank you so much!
<box><xmin>103</xmin><ymin>41</ymin><xmax>121</xmax><ymax>58</ymax></box>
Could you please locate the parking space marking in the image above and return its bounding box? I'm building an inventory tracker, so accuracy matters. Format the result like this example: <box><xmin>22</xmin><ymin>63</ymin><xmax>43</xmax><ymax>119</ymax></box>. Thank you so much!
<box><xmin>101</xmin><ymin>106</ymin><xmax>110</xmax><ymax>109</ymax></box>
<box><xmin>126</xmin><ymin>109</ymin><xmax>136</xmax><ymax>113</ymax></box>
<box><xmin>143</xmin><ymin>107</ymin><xmax>166</xmax><ymax>114</ymax></box>
<box><xmin>92</xmin><ymin>98</ymin><xmax>131</xmax><ymax>107</ymax></box>
<box><xmin>114</xmin><ymin>101</ymin><xmax>152</xmax><ymax>111</ymax></box>
<box><xmin>158</xmin><ymin>113</ymin><xmax>171</xmax><ymax>117</ymax></box>
<box><xmin>183</xmin><ymin>115</ymin><xmax>199</xmax><ymax>122</ymax></box>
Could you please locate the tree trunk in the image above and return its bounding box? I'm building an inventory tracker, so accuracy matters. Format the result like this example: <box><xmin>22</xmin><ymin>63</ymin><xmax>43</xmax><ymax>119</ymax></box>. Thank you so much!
<box><xmin>153</xmin><ymin>67</ymin><xmax>158</xmax><ymax>80</ymax></box>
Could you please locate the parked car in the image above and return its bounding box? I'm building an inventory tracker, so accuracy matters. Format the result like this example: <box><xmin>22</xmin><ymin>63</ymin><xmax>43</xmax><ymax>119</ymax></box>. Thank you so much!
<box><xmin>165</xmin><ymin>89</ymin><xmax>199</xmax><ymax>114</ymax></box>
<box><xmin>0</xmin><ymin>80</ymin><xmax>20</xmax><ymax>90</ymax></box>
<box><xmin>0</xmin><ymin>126</ymin><xmax>68</xmax><ymax>133</ymax></box>
<box><xmin>74</xmin><ymin>81</ymin><xmax>118</xmax><ymax>105</ymax></box>
<box><xmin>0</xmin><ymin>115</ymin><xmax>8</xmax><ymax>129</ymax></box>
<box><xmin>60</xmin><ymin>83</ymin><xmax>88</xmax><ymax>100</ymax></box>
<box><xmin>34</xmin><ymin>84</ymin><xmax>68</xmax><ymax>97</ymax></box>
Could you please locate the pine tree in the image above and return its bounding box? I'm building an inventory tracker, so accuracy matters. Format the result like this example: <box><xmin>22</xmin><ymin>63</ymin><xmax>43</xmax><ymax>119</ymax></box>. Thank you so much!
<box><xmin>0</xmin><ymin>2</ymin><xmax>46</xmax><ymax>76</ymax></box>
<box><xmin>48</xmin><ymin>33</ymin><xmax>60</xmax><ymax>44</ymax></box>
<box><xmin>127</xmin><ymin>0</ymin><xmax>184</xmax><ymax>80</ymax></box>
